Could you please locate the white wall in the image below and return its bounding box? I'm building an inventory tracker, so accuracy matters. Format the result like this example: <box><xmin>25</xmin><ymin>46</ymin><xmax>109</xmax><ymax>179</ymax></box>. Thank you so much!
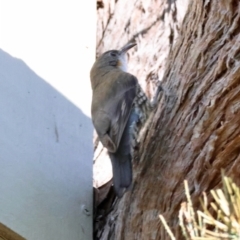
<box><xmin>0</xmin><ymin>1</ymin><xmax>94</xmax><ymax>240</ymax></box>
<box><xmin>0</xmin><ymin>0</ymin><xmax>95</xmax><ymax>116</ymax></box>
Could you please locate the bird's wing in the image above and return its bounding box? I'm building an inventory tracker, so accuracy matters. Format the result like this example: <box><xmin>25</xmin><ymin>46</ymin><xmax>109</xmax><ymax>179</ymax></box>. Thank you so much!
<box><xmin>107</xmin><ymin>75</ymin><xmax>137</xmax><ymax>152</ymax></box>
<box><xmin>93</xmin><ymin>73</ymin><xmax>137</xmax><ymax>153</ymax></box>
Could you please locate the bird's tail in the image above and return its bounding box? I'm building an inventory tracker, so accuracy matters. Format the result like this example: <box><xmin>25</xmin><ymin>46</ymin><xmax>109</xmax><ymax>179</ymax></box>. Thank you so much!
<box><xmin>109</xmin><ymin>151</ymin><xmax>132</xmax><ymax>197</ymax></box>
<box><xmin>109</xmin><ymin>108</ymin><xmax>139</xmax><ymax>197</ymax></box>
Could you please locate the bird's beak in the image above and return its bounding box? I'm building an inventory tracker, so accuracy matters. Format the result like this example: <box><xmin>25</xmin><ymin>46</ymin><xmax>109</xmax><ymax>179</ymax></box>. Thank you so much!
<box><xmin>119</xmin><ymin>42</ymin><xmax>137</xmax><ymax>54</ymax></box>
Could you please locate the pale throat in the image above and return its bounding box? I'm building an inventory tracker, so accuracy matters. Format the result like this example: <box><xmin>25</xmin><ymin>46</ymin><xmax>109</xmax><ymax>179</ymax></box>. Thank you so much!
<box><xmin>117</xmin><ymin>54</ymin><xmax>128</xmax><ymax>72</ymax></box>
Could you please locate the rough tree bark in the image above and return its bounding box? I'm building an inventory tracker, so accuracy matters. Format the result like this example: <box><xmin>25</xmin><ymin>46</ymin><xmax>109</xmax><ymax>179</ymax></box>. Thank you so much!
<box><xmin>94</xmin><ymin>0</ymin><xmax>240</xmax><ymax>239</ymax></box>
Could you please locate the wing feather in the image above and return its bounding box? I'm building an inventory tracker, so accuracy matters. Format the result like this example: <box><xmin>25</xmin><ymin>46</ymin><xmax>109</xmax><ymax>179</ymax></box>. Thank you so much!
<box><xmin>91</xmin><ymin>71</ymin><xmax>137</xmax><ymax>152</ymax></box>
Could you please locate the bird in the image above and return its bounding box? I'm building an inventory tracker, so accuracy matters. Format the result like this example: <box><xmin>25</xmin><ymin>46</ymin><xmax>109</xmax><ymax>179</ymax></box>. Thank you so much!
<box><xmin>90</xmin><ymin>42</ymin><xmax>153</xmax><ymax>197</ymax></box>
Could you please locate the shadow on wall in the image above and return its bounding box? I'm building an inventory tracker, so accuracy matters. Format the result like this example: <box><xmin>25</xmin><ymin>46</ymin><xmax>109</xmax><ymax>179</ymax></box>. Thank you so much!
<box><xmin>0</xmin><ymin>48</ymin><xmax>92</xmax><ymax>145</ymax></box>
<box><xmin>0</xmin><ymin>49</ymin><xmax>93</xmax><ymax>240</ymax></box>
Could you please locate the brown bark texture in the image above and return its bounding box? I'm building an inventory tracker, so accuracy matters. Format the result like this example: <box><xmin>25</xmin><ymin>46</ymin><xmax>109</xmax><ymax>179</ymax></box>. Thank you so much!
<box><xmin>94</xmin><ymin>0</ymin><xmax>240</xmax><ymax>239</ymax></box>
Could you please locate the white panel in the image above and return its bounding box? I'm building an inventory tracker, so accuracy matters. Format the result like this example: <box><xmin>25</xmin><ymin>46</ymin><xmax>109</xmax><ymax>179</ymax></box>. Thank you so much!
<box><xmin>0</xmin><ymin>0</ymin><xmax>95</xmax><ymax>116</ymax></box>
<box><xmin>0</xmin><ymin>49</ymin><xmax>93</xmax><ymax>240</ymax></box>
<box><xmin>0</xmin><ymin>0</ymin><xmax>94</xmax><ymax>239</ymax></box>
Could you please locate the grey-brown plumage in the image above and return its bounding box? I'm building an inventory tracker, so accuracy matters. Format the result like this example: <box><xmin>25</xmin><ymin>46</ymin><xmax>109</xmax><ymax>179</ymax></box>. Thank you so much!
<box><xmin>90</xmin><ymin>42</ymin><xmax>152</xmax><ymax>197</ymax></box>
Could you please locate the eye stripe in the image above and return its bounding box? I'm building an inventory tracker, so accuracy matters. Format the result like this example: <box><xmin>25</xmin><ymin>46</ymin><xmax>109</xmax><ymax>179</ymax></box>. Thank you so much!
<box><xmin>110</xmin><ymin>52</ymin><xmax>117</xmax><ymax>57</ymax></box>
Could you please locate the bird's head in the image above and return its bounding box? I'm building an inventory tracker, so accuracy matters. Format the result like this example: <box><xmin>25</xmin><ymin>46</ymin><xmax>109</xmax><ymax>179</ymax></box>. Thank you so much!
<box><xmin>93</xmin><ymin>42</ymin><xmax>136</xmax><ymax>72</ymax></box>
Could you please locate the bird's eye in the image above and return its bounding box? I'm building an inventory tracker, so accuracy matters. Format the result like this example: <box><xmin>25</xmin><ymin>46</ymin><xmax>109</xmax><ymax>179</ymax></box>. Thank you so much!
<box><xmin>110</xmin><ymin>52</ymin><xmax>117</xmax><ymax>57</ymax></box>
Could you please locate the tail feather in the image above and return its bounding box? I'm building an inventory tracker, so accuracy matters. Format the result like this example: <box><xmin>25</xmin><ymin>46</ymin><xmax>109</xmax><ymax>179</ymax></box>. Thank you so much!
<box><xmin>109</xmin><ymin>108</ymin><xmax>139</xmax><ymax>197</ymax></box>
<box><xmin>109</xmin><ymin>151</ymin><xmax>132</xmax><ymax>197</ymax></box>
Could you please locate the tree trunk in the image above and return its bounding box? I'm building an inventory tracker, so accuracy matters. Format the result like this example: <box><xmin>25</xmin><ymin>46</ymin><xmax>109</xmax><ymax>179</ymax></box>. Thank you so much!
<box><xmin>94</xmin><ymin>0</ymin><xmax>240</xmax><ymax>239</ymax></box>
